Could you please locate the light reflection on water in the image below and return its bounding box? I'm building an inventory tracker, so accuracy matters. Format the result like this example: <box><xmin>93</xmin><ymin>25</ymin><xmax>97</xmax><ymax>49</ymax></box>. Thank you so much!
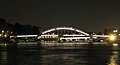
<box><xmin>108</xmin><ymin>51</ymin><xmax>119</xmax><ymax>65</ymax></box>
<box><xmin>0</xmin><ymin>43</ymin><xmax>120</xmax><ymax>65</ymax></box>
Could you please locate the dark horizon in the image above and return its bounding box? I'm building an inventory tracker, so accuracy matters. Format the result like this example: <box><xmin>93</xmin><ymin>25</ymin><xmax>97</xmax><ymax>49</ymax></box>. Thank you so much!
<box><xmin>0</xmin><ymin>0</ymin><xmax>120</xmax><ymax>32</ymax></box>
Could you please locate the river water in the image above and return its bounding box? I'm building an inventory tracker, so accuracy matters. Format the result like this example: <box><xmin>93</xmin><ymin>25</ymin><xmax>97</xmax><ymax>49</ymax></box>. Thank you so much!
<box><xmin>0</xmin><ymin>43</ymin><xmax>120</xmax><ymax>65</ymax></box>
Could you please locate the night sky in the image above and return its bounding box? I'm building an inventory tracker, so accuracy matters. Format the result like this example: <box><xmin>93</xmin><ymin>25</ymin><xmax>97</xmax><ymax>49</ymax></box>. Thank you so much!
<box><xmin>0</xmin><ymin>0</ymin><xmax>120</xmax><ymax>32</ymax></box>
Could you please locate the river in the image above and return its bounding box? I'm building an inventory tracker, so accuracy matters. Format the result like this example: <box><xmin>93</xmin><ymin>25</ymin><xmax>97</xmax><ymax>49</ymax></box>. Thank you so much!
<box><xmin>0</xmin><ymin>42</ymin><xmax>119</xmax><ymax>65</ymax></box>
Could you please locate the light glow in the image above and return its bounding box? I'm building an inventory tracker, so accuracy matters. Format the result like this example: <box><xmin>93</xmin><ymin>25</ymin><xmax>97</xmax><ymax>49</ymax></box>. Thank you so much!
<box><xmin>42</xmin><ymin>28</ymin><xmax>55</xmax><ymax>34</ymax></box>
<box><xmin>2</xmin><ymin>30</ymin><xmax>4</xmax><ymax>33</ymax></box>
<box><xmin>93</xmin><ymin>35</ymin><xmax>109</xmax><ymax>37</ymax></box>
<box><xmin>113</xmin><ymin>30</ymin><xmax>118</xmax><ymax>33</ymax></box>
<box><xmin>56</xmin><ymin>27</ymin><xmax>75</xmax><ymax>31</ymax></box>
<box><xmin>4</xmin><ymin>34</ymin><xmax>7</xmax><ymax>37</ymax></box>
<box><xmin>42</xmin><ymin>26</ymin><xmax>89</xmax><ymax>36</ymax></box>
<box><xmin>112</xmin><ymin>43</ymin><xmax>118</xmax><ymax>46</ymax></box>
<box><xmin>76</xmin><ymin>29</ymin><xmax>89</xmax><ymax>36</ymax></box>
<box><xmin>109</xmin><ymin>35</ymin><xmax>117</xmax><ymax>41</ymax></box>
<box><xmin>17</xmin><ymin>35</ymin><xmax>38</xmax><ymax>37</ymax></box>
<box><xmin>63</xmin><ymin>34</ymin><xmax>85</xmax><ymax>36</ymax></box>
<box><xmin>60</xmin><ymin>37</ymin><xmax>97</xmax><ymax>40</ymax></box>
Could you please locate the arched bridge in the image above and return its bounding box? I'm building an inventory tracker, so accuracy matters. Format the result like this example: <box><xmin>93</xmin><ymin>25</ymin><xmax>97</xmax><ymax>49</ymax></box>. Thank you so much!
<box><xmin>39</xmin><ymin>26</ymin><xmax>109</xmax><ymax>42</ymax></box>
<box><xmin>42</xmin><ymin>26</ymin><xmax>89</xmax><ymax>36</ymax></box>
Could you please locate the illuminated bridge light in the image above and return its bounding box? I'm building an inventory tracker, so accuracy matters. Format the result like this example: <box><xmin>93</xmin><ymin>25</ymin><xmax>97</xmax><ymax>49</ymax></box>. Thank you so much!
<box><xmin>75</xmin><ymin>29</ymin><xmax>89</xmax><ymax>36</ymax></box>
<box><xmin>17</xmin><ymin>35</ymin><xmax>38</xmax><ymax>37</ymax></box>
<box><xmin>63</xmin><ymin>34</ymin><xmax>85</xmax><ymax>36</ymax></box>
<box><xmin>93</xmin><ymin>35</ymin><xmax>109</xmax><ymax>37</ymax></box>
<box><xmin>60</xmin><ymin>37</ymin><xmax>97</xmax><ymax>40</ymax></box>
<box><xmin>41</xmin><ymin>34</ymin><xmax>58</xmax><ymax>36</ymax></box>
<box><xmin>40</xmin><ymin>35</ymin><xmax>58</xmax><ymax>38</ymax></box>
<box><xmin>56</xmin><ymin>27</ymin><xmax>75</xmax><ymax>31</ymax></box>
<box><xmin>42</xmin><ymin>26</ymin><xmax>89</xmax><ymax>36</ymax></box>
<box><xmin>42</xmin><ymin>28</ymin><xmax>55</xmax><ymax>34</ymax></box>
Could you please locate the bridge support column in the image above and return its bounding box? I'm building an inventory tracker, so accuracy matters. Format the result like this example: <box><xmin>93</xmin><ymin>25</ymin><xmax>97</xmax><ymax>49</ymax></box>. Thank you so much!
<box><xmin>89</xmin><ymin>34</ymin><xmax>93</xmax><ymax>44</ymax></box>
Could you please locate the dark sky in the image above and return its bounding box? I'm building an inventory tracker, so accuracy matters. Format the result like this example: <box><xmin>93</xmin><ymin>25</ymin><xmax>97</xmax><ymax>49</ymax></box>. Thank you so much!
<box><xmin>0</xmin><ymin>0</ymin><xmax>120</xmax><ymax>32</ymax></box>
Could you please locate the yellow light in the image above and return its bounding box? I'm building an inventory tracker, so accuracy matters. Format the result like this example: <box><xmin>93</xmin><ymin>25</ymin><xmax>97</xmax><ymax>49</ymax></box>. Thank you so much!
<box><xmin>109</xmin><ymin>35</ymin><xmax>117</xmax><ymax>41</ymax></box>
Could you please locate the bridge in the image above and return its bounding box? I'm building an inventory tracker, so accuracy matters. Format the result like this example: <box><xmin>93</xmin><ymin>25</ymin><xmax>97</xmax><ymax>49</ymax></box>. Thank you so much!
<box><xmin>9</xmin><ymin>26</ymin><xmax>117</xmax><ymax>43</ymax></box>
<box><xmin>39</xmin><ymin>26</ymin><xmax>110</xmax><ymax>43</ymax></box>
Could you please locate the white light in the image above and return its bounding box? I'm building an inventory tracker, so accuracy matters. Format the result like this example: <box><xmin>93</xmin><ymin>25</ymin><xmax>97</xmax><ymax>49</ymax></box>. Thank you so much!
<box><xmin>113</xmin><ymin>30</ymin><xmax>118</xmax><ymax>33</ymax></box>
<box><xmin>113</xmin><ymin>43</ymin><xmax>118</xmax><ymax>46</ymax></box>
<box><xmin>60</xmin><ymin>37</ymin><xmax>97</xmax><ymax>40</ymax></box>
<box><xmin>119</xmin><ymin>34</ymin><xmax>120</xmax><ymax>36</ymax></box>
<box><xmin>40</xmin><ymin>34</ymin><xmax>58</xmax><ymax>38</ymax></box>
<box><xmin>17</xmin><ymin>35</ymin><xmax>38</xmax><ymax>37</ymax></box>
<box><xmin>60</xmin><ymin>37</ymin><xmax>85</xmax><ymax>40</ymax></box>
<box><xmin>42</xmin><ymin>28</ymin><xmax>55</xmax><ymax>34</ymax></box>
<box><xmin>2</xmin><ymin>30</ymin><xmax>4</xmax><ymax>33</ymax></box>
<box><xmin>10</xmin><ymin>36</ymin><xmax>15</xmax><ymax>38</ymax></box>
<box><xmin>76</xmin><ymin>29</ymin><xmax>89</xmax><ymax>36</ymax></box>
<box><xmin>4</xmin><ymin>34</ymin><xmax>7</xmax><ymax>37</ymax></box>
<box><xmin>93</xmin><ymin>35</ymin><xmax>109</xmax><ymax>37</ymax></box>
<box><xmin>56</xmin><ymin>27</ymin><xmax>75</xmax><ymax>31</ymax></box>
<box><xmin>41</xmin><ymin>35</ymin><xmax>58</xmax><ymax>36</ymax></box>
<box><xmin>42</xmin><ymin>27</ymin><xmax>89</xmax><ymax>35</ymax></box>
<box><xmin>63</xmin><ymin>34</ymin><xmax>85</xmax><ymax>36</ymax></box>
<box><xmin>0</xmin><ymin>34</ymin><xmax>1</xmax><ymax>36</ymax></box>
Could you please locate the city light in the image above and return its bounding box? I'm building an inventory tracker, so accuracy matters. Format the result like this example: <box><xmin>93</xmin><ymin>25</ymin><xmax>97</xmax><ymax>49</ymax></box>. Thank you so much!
<box><xmin>4</xmin><ymin>34</ymin><xmax>7</xmax><ymax>37</ymax></box>
<box><xmin>112</xmin><ymin>43</ymin><xmax>118</xmax><ymax>46</ymax></box>
<box><xmin>17</xmin><ymin>35</ymin><xmax>38</xmax><ymax>37</ymax></box>
<box><xmin>109</xmin><ymin>35</ymin><xmax>117</xmax><ymax>41</ymax></box>
<box><xmin>119</xmin><ymin>34</ymin><xmax>120</xmax><ymax>36</ymax></box>
<box><xmin>93</xmin><ymin>35</ymin><xmax>109</xmax><ymax>37</ymax></box>
<box><xmin>113</xmin><ymin>30</ymin><xmax>118</xmax><ymax>33</ymax></box>
<box><xmin>2</xmin><ymin>30</ymin><xmax>4</xmax><ymax>33</ymax></box>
